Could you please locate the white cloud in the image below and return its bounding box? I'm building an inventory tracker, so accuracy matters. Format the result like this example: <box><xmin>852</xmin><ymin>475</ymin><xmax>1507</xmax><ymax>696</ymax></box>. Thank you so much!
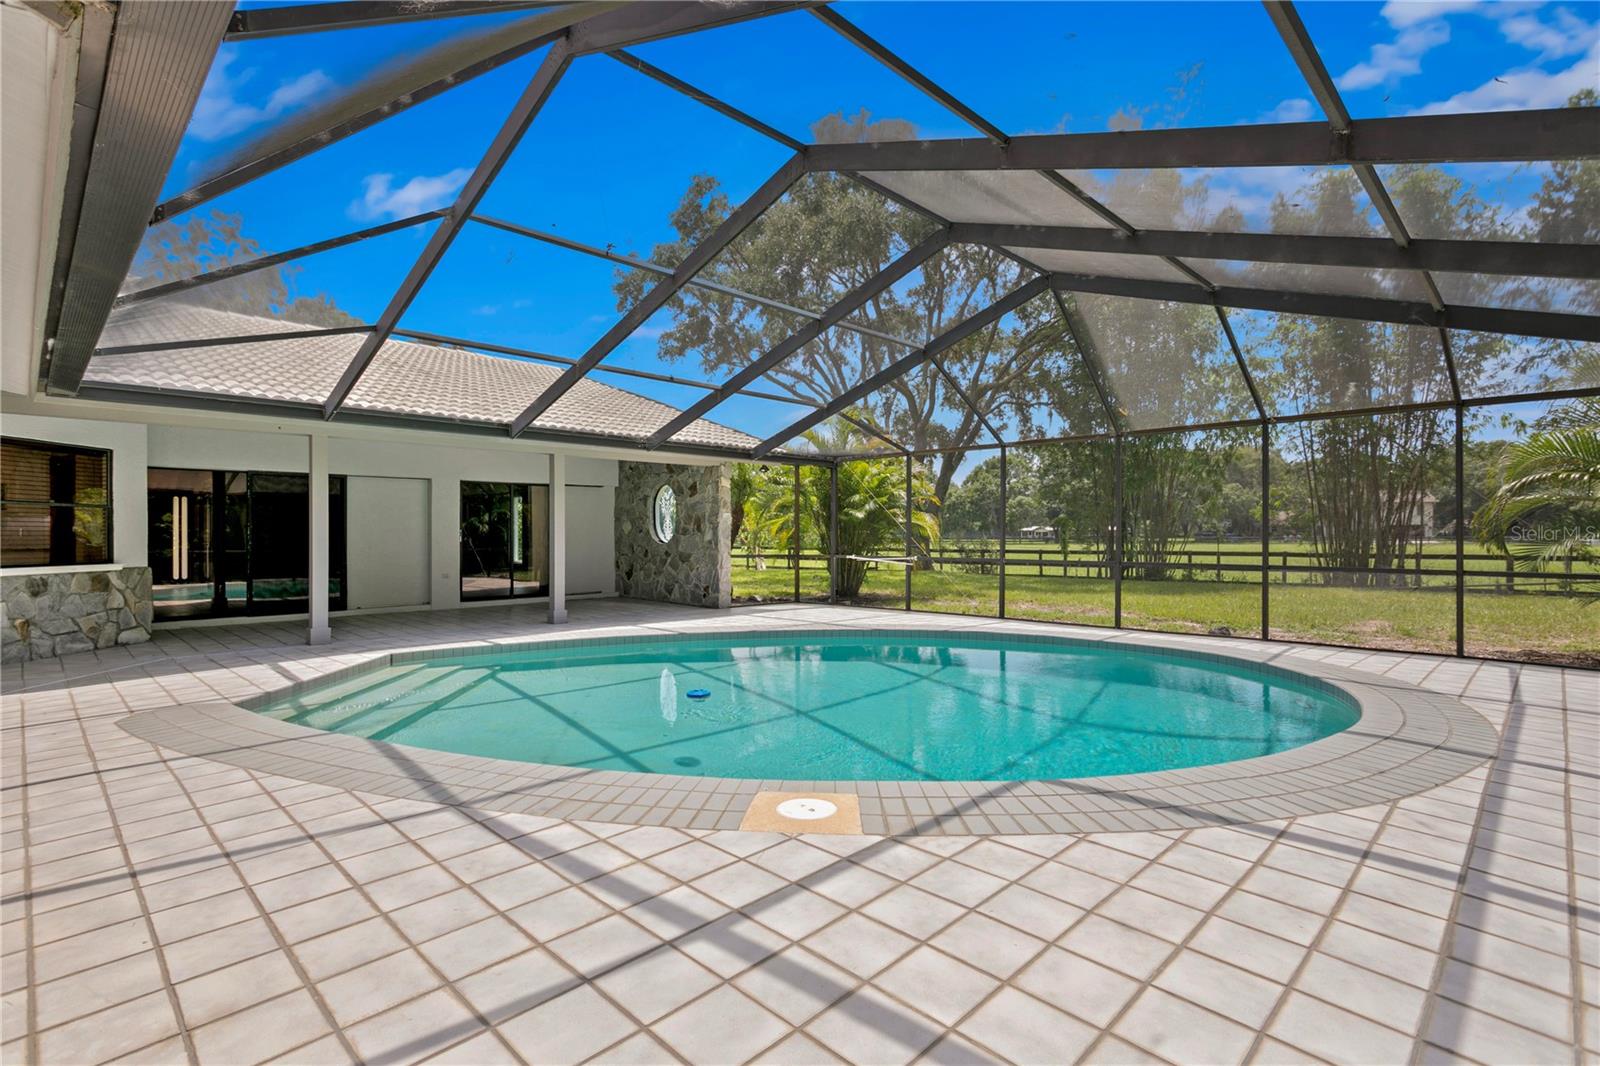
<box><xmin>1500</xmin><ymin>6</ymin><xmax>1599</xmax><ymax>58</ymax></box>
<box><xmin>1261</xmin><ymin>98</ymin><xmax>1315</xmax><ymax>123</ymax></box>
<box><xmin>1331</xmin><ymin>1</ymin><xmax>1597</xmax><ymax>100</ymax></box>
<box><xmin>1187</xmin><ymin>166</ymin><xmax>1319</xmax><ymax>230</ymax></box>
<box><xmin>471</xmin><ymin>304</ymin><xmax>499</xmax><ymax>316</ymax></box>
<box><xmin>1379</xmin><ymin>1</ymin><xmax>1482</xmax><ymax>29</ymax></box>
<box><xmin>190</xmin><ymin>50</ymin><xmax>332</xmax><ymax>142</ymax></box>
<box><xmin>350</xmin><ymin>169</ymin><xmax>470</xmax><ymax>221</ymax></box>
<box><xmin>1337</xmin><ymin>19</ymin><xmax>1452</xmax><ymax>90</ymax></box>
<box><xmin>1410</xmin><ymin>36</ymin><xmax>1600</xmax><ymax>112</ymax></box>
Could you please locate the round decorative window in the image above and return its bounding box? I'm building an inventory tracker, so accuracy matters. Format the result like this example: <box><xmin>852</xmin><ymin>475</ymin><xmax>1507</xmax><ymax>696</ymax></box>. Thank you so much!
<box><xmin>651</xmin><ymin>484</ymin><xmax>678</xmax><ymax>543</ymax></box>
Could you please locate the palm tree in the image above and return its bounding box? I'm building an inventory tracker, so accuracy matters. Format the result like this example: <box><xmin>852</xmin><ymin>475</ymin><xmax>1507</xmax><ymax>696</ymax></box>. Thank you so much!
<box><xmin>750</xmin><ymin>423</ymin><xmax>939</xmax><ymax>598</ymax></box>
<box><xmin>1473</xmin><ymin>398</ymin><xmax>1600</xmax><ymax>586</ymax></box>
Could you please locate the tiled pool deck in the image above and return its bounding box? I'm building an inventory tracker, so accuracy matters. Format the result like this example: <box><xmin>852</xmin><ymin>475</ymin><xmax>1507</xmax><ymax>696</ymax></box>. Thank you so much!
<box><xmin>2</xmin><ymin>599</ymin><xmax>1594</xmax><ymax>1065</ymax></box>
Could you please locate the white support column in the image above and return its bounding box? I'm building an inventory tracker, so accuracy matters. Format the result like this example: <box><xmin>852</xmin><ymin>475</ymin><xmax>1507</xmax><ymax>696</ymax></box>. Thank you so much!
<box><xmin>548</xmin><ymin>451</ymin><xmax>567</xmax><ymax>624</ymax></box>
<box><xmin>308</xmin><ymin>434</ymin><xmax>332</xmax><ymax>644</ymax></box>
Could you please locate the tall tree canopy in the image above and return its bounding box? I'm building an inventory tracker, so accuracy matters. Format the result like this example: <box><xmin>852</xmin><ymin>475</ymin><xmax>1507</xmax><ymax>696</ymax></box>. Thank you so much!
<box><xmin>127</xmin><ymin>210</ymin><xmax>360</xmax><ymax>327</ymax></box>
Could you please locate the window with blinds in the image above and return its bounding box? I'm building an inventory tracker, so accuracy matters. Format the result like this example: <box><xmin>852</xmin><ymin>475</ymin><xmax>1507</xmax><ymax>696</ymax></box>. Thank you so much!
<box><xmin>0</xmin><ymin>439</ymin><xmax>112</xmax><ymax>567</ymax></box>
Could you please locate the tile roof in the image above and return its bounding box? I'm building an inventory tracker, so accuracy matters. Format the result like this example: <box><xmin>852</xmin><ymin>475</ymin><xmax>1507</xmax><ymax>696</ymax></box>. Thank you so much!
<box><xmin>85</xmin><ymin>302</ymin><xmax>761</xmax><ymax>451</ymax></box>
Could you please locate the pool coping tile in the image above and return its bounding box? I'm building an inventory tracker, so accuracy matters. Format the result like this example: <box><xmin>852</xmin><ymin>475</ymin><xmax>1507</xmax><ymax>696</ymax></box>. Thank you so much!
<box><xmin>116</xmin><ymin>621</ymin><xmax>1499</xmax><ymax>837</ymax></box>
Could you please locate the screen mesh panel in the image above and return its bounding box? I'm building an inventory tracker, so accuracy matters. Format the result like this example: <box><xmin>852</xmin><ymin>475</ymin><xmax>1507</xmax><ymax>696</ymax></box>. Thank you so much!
<box><xmin>1068</xmin><ymin>293</ymin><xmax>1255</xmax><ymax>430</ymax></box>
<box><xmin>858</xmin><ymin>170</ymin><xmax>1110</xmax><ymax>228</ymax></box>
<box><xmin>1234</xmin><ymin>310</ymin><xmax>1452</xmax><ymax>418</ymax></box>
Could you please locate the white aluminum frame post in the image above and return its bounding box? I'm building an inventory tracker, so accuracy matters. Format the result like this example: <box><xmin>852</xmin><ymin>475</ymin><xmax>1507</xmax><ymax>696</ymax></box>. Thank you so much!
<box><xmin>548</xmin><ymin>451</ymin><xmax>567</xmax><ymax>624</ymax></box>
<box><xmin>308</xmin><ymin>434</ymin><xmax>332</xmax><ymax>644</ymax></box>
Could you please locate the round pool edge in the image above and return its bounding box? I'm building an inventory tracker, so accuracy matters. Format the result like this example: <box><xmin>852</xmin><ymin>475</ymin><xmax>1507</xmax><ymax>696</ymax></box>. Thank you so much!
<box><xmin>118</xmin><ymin>625</ymin><xmax>1500</xmax><ymax>837</ymax></box>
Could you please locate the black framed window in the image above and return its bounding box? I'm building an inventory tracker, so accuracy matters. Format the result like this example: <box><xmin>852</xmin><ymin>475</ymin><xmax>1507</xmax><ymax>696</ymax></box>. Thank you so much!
<box><xmin>148</xmin><ymin>469</ymin><xmax>345</xmax><ymax>620</ymax></box>
<box><xmin>0</xmin><ymin>439</ymin><xmax>112</xmax><ymax>567</ymax></box>
<box><xmin>461</xmin><ymin>481</ymin><xmax>548</xmax><ymax>600</ymax></box>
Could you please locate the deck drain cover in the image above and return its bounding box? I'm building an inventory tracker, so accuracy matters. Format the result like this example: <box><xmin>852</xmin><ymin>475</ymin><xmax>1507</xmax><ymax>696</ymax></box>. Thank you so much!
<box><xmin>740</xmin><ymin>791</ymin><xmax>862</xmax><ymax>834</ymax></box>
<box><xmin>776</xmin><ymin>797</ymin><xmax>837</xmax><ymax>820</ymax></box>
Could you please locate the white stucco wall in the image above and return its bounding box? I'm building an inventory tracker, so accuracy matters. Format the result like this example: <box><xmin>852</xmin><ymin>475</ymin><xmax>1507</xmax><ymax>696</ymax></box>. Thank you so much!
<box><xmin>148</xmin><ymin>426</ymin><xmax>313</xmax><ymax>473</ymax></box>
<box><xmin>0</xmin><ymin>376</ymin><xmax>740</xmax><ymax>628</ymax></box>
<box><xmin>1</xmin><ymin>413</ymin><xmax>147</xmax><ymax>566</ymax></box>
<box><xmin>566</xmin><ymin>484</ymin><xmax>616</xmax><ymax>597</ymax></box>
<box><xmin>345</xmin><ymin>477</ymin><xmax>431</xmax><ymax>609</ymax></box>
<box><xmin>7</xmin><ymin>415</ymin><xmax>622</xmax><ymax>614</ymax></box>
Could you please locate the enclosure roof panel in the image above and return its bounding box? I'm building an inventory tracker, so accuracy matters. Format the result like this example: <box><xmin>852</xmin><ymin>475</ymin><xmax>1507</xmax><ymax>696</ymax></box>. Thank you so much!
<box><xmin>36</xmin><ymin>0</ymin><xmax>1600</xmax><ymax>456</ymax></box>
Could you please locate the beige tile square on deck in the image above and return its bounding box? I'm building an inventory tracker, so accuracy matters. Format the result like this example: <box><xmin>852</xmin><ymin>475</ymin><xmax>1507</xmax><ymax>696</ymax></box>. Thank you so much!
<box><xmin>739</xmin><ymin>792</ymin><xmax>862</xmax><ymax>835</ymax></box>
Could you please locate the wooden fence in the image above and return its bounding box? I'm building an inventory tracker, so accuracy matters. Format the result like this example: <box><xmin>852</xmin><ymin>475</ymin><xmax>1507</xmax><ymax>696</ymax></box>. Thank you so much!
<box><xmin>732</xmin><ymin>544</ymin><xmax>1590</xmax><ymax>593</ymax></box>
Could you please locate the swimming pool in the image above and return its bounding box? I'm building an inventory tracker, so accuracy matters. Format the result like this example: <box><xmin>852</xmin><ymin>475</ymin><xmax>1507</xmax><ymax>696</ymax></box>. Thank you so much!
<box><xmin>253</xmin><ymin>632</ymin><xmax>1360</xmax><ymax>781</ymax></box>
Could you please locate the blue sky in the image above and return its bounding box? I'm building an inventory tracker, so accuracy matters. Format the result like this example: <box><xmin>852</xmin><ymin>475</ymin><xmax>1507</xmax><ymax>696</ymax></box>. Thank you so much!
<box><xmin>147</xmin><ymin>1</ymin><xmax>1599</xmax><ymax>443</ymax></box>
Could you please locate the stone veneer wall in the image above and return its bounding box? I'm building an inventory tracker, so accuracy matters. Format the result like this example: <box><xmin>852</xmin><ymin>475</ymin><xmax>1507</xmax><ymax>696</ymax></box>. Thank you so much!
<box><xmin>615</xmin><ymin>462</ymin><xmax>730</xmax><ymax>608</ymax></box>
<box><xmin>2</xmin><ymin>567</ymin><xmax>154</xmax><ymax>663</ymax></box>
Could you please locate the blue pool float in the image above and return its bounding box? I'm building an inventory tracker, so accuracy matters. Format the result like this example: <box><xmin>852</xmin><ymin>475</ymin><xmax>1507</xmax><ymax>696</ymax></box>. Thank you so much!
<box><xmin>686</xmin><ymin>689</ymin><xmax>711</xmax><ymax>700</ymax></box>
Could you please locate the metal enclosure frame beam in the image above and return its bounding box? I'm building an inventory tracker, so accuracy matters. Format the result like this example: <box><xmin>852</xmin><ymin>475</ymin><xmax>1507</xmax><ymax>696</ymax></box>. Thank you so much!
<box><xmin>752</xmin><ymin>276</ymin><xmax>1051</xmax><ymax>457</ymax></box>
<box><xmin>810</xmin><ymin>6</ymin><xmax>1214</xmax><ymax>288</ymax></box>
<box><xmin>224</xmin><ymin>1</ymin><xmax>554</xmax><ymax>40</ymax></box>
<box><xmin>1051</xmin><ymin>289</ymin><xmax>1124</xmax><ymax>436</ymax></box>
<box><xmin>1264</xmin><ymin>0</ymin><xmax>1448</xmax><ymax>313</ymax></box>
<box><xmin>606</xmin><ymin>49</ymin><xmax>806</xmax><ymax>151</ymax></box>
<box><xmin>152</xmin><ymin>1</ymin><xmax>806</xmax><ymax>225</ymax></box>
<box><xmin>468</xmin><ymin>214</ymin><xmax>918</xmax><ymax>348</ymax></box>
<box><xmin>115</xmin><ymin>212</ymin><xmax>448</xmax><ymax>309</ymax></box>
<box><xmin>946</xmin><ymin>223</ymin><xmax>1599</xmax><ymax>280</ymax></box>
<box><xmin>392</xmin><ymin>328</ymin><xmax>818</xmax><ymax>406</ymax></box>
<box><xmin>508</xmin><ymin>153</ymin><xmax>808</xmax><ymax>436</ymax></box>
<box><xmin>799</xmin><ymin>108</ymin><xmax>1600</xmax><ymax>172</ymax></box>
<box><xmin>566</xmin><ymin>1</ymin><xmax>816</xmax><ymax>55</ymax></box>
<box><xmin>1214</xmin><ymin>305</ymin><xmax>1267</xmax><ymax>421</ymax></box>
<box><xmin>150</xmin><ymin>4</ymin><xmax>609</xmax><ymax>224</ymax></box>
<box><xmin>645</xmin><ymin>228</ymin><xmax>953</xmax><ymax>447</ymax></box>
<box><xmin>1047</xmin><ymin>273</ymin><xmax>1600</xmax><ymax>342</ymax></box>
<box><xmin>323</xmin><ymin>40</ymin><xmax>575</xmax><ymax>418</ymax></box>
<box><xmin>809</xmin><ymin>7</ymin><xmax>1009</xmax><ymax>144</ymax></box>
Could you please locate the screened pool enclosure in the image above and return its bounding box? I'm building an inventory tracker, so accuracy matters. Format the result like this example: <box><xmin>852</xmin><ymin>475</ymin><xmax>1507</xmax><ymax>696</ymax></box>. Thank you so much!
<box><xmin>45</xmin><ymin>1</ymin><xmax>1599</xmax><ymax>665</ymax></box>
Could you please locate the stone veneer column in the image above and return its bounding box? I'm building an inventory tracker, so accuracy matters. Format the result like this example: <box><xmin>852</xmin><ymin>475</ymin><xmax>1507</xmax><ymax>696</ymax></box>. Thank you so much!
<box><xmin>614</xmin><ymin>461</ymin><xmax>731</xmax><ymax>608</ymax></box>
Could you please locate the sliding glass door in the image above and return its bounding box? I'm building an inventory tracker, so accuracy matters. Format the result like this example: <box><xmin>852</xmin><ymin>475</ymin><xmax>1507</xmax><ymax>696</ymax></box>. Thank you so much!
<box><xmin>460</xmin><ymin>481</ymin><xmax>549</xmax><ymax>600</ymax></box>
<box><xmin>149</xmin><ymin>469</ymin><xmax>345</xmax><ymax>621</ymax></box>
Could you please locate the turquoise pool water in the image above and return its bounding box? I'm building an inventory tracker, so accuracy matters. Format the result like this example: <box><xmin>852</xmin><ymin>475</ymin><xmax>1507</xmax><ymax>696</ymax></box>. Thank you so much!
<box><xmin>254</xmin><ymin>634</ymin><xmax>1359</xmax><ymax>781</ymax></box>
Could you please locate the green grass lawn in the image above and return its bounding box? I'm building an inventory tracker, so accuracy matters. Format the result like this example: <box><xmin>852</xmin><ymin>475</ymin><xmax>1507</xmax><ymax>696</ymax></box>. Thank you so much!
<box><xmin>730</xmin><ymin>562</ymin><xmax>1598</xmax><ymax>666</ymax></box>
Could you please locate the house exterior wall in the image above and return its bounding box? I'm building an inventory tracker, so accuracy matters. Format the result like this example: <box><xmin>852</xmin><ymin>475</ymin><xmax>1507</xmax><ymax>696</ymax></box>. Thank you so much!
<box><xmin>345</xmin><ymin>476</ymin><xmax>431</xmax><ymax>609</ymax></box>
<box><xmin>4</xmin><ymin>412</ymin><xmax>149</xmax><ymax>565</ymax></box>
<box><xmin>1</xmin><ymin>414</ymin><xmax>154</xmax><ymax>661</ymax></box>
<box><xmin>566</xmin><ymin>484</ymin><xmax>615</xmax><ymax>597</ymax></box>
<box><xmin>2</xmin><ymin>401</ymin><xmax>635</xmax><ymax>657</ymax></box>
<box><xmin>615</xmin><ymin>462</ymin><xmax>731</xmax><ymax>608</ymax></box>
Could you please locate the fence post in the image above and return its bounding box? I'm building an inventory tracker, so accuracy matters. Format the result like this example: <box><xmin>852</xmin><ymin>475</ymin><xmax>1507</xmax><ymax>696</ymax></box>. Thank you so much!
<box><xmin>903</xmin><ymin>453</ymin><xmax>912</xmax><ymax>612</ymax></box>
<box><xmin>1113</xmin><ymin>436</ymin><xmax>1123</xmax><ymax>628</ymax></box>
<box><xmin>828</xmin><ymin>462</ymin><xmax>839</xmax><ymax>604</ymax></box>
<box><xmin>793</xmin><ymin>463</ymin><xmax>801</xmax><ymax>603</ymax></box>
<box><xmin>998</xmin><ymin>444</ymin><xmax>1008</xmax><ymax>620</ymax></box>
<box><xmin>1261</xmin><ymin>422</ymin><xmax>1271</xmax><ymax>639</ymax></box>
